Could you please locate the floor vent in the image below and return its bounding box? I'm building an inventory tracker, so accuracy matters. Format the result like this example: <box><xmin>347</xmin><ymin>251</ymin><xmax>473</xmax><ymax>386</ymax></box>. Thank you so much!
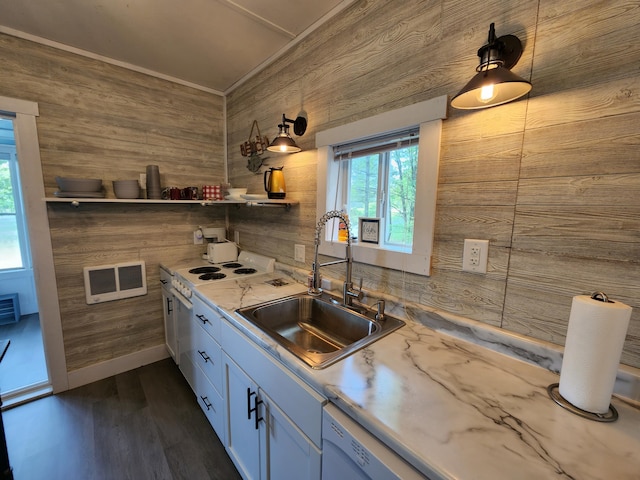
<box><xmin>0</xmin><ymin>293</ymin><xmax>21</xmax><ymax>325</ymax></box>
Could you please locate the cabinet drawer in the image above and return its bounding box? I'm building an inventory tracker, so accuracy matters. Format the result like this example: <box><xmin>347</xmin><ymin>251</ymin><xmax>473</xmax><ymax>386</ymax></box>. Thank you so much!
<box><xmin>194</xmin><ymin>321</ymin><xmax>223</xmax><ymax>394</ymax></box>
<box><xmin>194</xmin><ymin>363</ymin><xmax>225</xmax><ymax>443</ymax></box>
<box><xmin>192</xmin><ymin>294</ymin><xmax>222</xmax><ymax>341</ymax></box>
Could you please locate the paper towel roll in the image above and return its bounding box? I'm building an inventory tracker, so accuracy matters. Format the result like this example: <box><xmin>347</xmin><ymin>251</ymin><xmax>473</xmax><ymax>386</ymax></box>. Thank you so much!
<box><xmin>559</xmin><ymin>294</ymin><xmax>632</xmax><ymax>413</ymax></box>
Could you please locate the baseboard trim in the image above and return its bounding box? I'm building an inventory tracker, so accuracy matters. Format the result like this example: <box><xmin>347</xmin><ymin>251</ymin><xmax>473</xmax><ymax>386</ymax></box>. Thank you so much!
<box><xmin>67</xmin><ymin>344</ymin><xmax>170</xmax><ymax>390</ymax></box>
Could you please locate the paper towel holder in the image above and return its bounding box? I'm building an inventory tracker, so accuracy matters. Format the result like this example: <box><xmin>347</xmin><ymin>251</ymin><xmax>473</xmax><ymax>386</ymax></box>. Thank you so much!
<box><xmin>548</xmin><ymin>290</ymin><xmax>620</xmax><ymax>422</ymax></box>
<box><xmin>547</xmin><ymin>383</ymin><xmax>618</xmax><ymax>422</ymax></box>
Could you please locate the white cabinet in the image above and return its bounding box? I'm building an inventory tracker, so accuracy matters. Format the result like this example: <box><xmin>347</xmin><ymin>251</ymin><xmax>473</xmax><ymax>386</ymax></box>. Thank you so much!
<box><xmin>175</xmin><ymin>290</ymin><xmax>325</xmax><ymax>480</ymax></box>
<box><xmin>222</xmin><ymin>320</ymin><xmax>323</xmax><ymax>480</ymax></box>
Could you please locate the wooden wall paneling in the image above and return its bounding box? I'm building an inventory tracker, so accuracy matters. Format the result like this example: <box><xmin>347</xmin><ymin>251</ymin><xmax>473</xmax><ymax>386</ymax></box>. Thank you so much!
<box><xmin>533</xmin><ymin>0</ymin><xmax>640</xmax><ymax>95</ymax></box>
<box><xmin>525</xmin><ymin>76</ymin><xmax>640</xmax><ymax>130</ymax></box>
<box><xmin>502</xmin><ymin>253</ymin><xmax>640</xmax><ymax>367</ymax></box>
<box><xmin>45</xmin><ymin>203</ymin><xmax>226</xmax><ymax>371</ymax></box>
<box><xmin>512</xmin><ymin>205</ymin><xmax>640</xmax><ymax>261</ymax></box>
<box><xmin>439</xmin><ymin>134</ymin><xmax>524</xmax><ymax>184</ymax></box>
<box><xmin>0</xmin><ymin>27</ymin><xmax>226</xmax><ymax>377</ymax></box>
<box><xmin>225</xmin><ymin>1</ymin><xmax>640</xmax><ymax>369</ymax></box>
<box><xmin>434</xmin><ymin>206</ymin><xmax>515</xmax><ymax>247</ymax></box>
<box><xmin>516</xmin><ymin>173</ymin><xmax>640</xmax><ymax>206</ymax></box>
<box><xmin>520</xmin><ymin>112</ymin><xmax>640</xmax><ymax>178</ymax></box>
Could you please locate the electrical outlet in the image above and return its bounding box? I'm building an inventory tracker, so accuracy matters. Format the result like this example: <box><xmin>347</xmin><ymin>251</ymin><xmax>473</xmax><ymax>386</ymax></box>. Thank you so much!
<box><xmin>294</xmin><ymin>244</ymin><xmax>305</xmax><ymax>263</ymax></box>
<box><xmin>462</xmin><ymin>239</ymin><xmax>489</xmax><ymax>273</ymax></box>
<box><xmin>234</xmin><ymin>231</ymin><xmax>240</xmax><ymax>245</ymax></box>
<box><xmin>193</xmin><ymin>229</ymin><xmax>203</xmax><ymax>245</ymax></box>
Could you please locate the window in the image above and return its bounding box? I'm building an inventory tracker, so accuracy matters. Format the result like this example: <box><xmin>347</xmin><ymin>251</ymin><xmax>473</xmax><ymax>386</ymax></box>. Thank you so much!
<box><xmin>0</xmin><ymin>116</ymin><xmax>30</xmax><ymax>271</ymax></box>
<box><xmin>315</xmin><ymin>96</ymin><xmax>447</xmax><ymax>276</ymax></box>
<box><xmin>335</xmin><ymin>128</ymin><xmax>419</xmax><ymax>251</ymax></box>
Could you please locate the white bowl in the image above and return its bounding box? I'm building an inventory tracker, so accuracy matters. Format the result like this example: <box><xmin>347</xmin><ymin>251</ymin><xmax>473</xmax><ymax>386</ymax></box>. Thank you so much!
<box><xmin>226</xmin><ymin>187</ymin><xmax>247</xmax><ymax>199</ymax></box>
<box><xmin>56</xmin><ymin>176</ymin><xmax>102</xmax><ymax>193</ymax></box>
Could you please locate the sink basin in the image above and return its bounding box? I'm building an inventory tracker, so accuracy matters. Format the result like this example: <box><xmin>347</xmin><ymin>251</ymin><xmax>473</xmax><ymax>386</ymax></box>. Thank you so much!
<box><xmin>236</xmin><ymin>292</ymin><xmax>404</xmax><ymax>369</ymax></box>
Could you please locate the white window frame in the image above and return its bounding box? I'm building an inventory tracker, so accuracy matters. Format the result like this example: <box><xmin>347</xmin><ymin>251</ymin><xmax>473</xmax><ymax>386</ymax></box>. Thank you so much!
<box><xmin>315</xmin><ymin>95</ymin><xmax>447</xmax><ymax>276</ymax></box>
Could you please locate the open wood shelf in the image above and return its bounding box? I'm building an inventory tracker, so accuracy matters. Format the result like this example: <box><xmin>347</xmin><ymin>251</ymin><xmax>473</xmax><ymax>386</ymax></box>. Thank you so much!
<box><xmin>44</xmin><ymin>197</ymin><xmax>298</xmax><ymax>209</ymax></box>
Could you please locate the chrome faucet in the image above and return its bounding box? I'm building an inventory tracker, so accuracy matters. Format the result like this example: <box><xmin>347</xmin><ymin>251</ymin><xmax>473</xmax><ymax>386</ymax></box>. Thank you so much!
<box><xmin>309</xmin><ymin>210</ymin><xmax>362</xmax><ymax>306</ymax></box>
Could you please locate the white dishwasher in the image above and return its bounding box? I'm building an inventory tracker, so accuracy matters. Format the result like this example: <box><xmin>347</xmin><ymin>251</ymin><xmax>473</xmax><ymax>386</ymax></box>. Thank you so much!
<box><xmin>322</xmin><ymin>404</ymin><xmax>428</xmax><ymax>479</ymax></box>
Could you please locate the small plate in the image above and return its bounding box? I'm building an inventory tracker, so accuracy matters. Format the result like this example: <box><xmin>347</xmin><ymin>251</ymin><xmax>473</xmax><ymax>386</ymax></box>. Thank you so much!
<box><xmin>54</xmin><ymin>190</ymin><xmax>106</xmax><ymax>198</ymax></box>
<box><xmin>240</xmin><ymin>194</ymin><xmax>269</xmax><ymax>200</ymax></box>
<box><xmin>224</xmin><ymin>195</ymin><xmax>245</xmax><ymax>201</ymax></box>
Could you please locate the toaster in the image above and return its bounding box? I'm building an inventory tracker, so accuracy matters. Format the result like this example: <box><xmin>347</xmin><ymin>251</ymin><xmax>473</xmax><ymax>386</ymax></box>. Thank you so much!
<box><xmin>207</xmin><ymin>240</ymin><xmax>238</xmax><ymax>264</ymax></box>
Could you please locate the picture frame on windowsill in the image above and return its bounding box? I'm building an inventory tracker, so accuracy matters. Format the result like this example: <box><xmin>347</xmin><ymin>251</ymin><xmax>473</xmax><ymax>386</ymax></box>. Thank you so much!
<box><xmin>359</xmin><ymin>218</ymin><xmax>380</xmax><ymax>245</ymax></box>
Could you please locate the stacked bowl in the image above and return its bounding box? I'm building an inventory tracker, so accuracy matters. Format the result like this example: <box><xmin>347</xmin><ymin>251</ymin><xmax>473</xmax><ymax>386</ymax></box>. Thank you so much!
<box><xmin>55</xmin><ymin>176</ymin><xmax>104</xmax><ymax>198</ymax></box>
<box><xmin>113</xmin><ymin>180</ymin><xmax>141</xmax><ymax>199</ymax></box>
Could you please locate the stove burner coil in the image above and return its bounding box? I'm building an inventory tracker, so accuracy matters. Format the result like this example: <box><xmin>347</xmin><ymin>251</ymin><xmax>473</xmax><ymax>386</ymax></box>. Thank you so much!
<box><xmin>234</xmin><ymin>268</ymin><xmax>257</xmax><ymax>275</ymax></box>
<box><xmin>189</xmin><ymin>266</ymin><xmax>221</xmax><ymax>274</ymax></box>
<box><xmin>222</xmin><ymin>263</ymin><xmax>243</xmax><ymax>269</ymax></box>
<box><xmin>199</xmin><ymin>272</ymin><xmax>227</xmax><ymax>280</ymax></box>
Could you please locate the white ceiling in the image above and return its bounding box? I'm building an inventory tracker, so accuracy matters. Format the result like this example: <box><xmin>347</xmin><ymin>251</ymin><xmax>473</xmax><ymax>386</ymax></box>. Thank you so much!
<box><xmin>0</xmin><ymin>0</ymin><xmax>355</xmax><ymax>95</ymax></box>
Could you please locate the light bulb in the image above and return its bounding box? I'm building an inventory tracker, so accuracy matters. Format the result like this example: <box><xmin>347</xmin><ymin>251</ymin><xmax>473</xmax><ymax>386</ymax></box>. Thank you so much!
<box><xmin>480</xmin><ymin>84</ymin><xmax>495</xmax><ymax>102</ymax></box>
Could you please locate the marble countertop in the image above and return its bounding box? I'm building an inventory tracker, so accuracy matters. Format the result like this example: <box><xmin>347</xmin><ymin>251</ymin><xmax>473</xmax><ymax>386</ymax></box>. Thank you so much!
<box><xmin>195</xmin><ymin>269</ymin><xmax>640</xmax><ymax>480</ymax></box>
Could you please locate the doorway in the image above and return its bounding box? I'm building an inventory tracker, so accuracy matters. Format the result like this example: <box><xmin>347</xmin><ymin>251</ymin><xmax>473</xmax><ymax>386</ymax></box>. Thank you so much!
<box><xmin>0</xmin><ymin>116</ymin><xmax>50</xmax><ymax>406</ymax></box>
<box><xmin>0</xmin><ymin>95</ymin><xmax>68</xmax><ymax>407</ymax></box>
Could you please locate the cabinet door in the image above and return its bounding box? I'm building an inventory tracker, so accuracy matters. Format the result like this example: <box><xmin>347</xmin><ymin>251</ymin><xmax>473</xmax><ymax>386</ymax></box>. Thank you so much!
<box><xmin>177</xmin><ymin>305</ymin><xmax>195</xmax><ymax>389</ymax></box>
<box><xmin>263</xmin><ymin>390</ymin><xmax>321</xmax><ymax>480</ymax></box>
<box><xmin>224</xmin><ymin>353</ymin><xmax>264</xmax><ymax>480</ymax></box>
<box><xmin>161</xmin><ymin>289</ymin><xmax>177</xmax><ymax>362</ymax></box>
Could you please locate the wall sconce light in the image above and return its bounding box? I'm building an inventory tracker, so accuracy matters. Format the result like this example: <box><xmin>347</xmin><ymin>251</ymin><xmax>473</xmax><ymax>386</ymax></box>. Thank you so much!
<box><xmin>267</xmin><ymin>113</ymin><xmax>308</xmax><ymax>153</ymax></box>
<box><xmin>451</xmin><ymin>23</ymin><xmax>532</xmax><ymax>110</ymax></box>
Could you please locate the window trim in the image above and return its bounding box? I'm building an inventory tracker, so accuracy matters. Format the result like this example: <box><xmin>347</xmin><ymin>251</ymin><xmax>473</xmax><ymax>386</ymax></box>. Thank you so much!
<box><xmin>315</xmin><ymin>95</ymin><xmax>447</xmax><ymax>276</ymax></box>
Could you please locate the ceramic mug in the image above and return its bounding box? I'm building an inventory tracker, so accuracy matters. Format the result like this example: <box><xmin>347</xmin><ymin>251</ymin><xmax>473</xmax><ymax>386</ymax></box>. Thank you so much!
<box><xmin>202</xmin><ymin>185</ymin><xmax>215</xmax><ymax>200</ymax></box>
<box><xmin>182</xmin><ymin>186</ymin><xmax>198</xmax><ymax>200</ymax></box>
<box><xmin>170</xmin><ymin>187</ymin><xmax>181</xmax><ymax>200</ymax></box>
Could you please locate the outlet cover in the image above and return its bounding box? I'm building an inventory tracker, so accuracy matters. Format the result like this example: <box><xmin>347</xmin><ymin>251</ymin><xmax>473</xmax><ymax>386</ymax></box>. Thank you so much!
<box><xmin>462</xmin><ymin>239</ymin><xmax>489</xmax><ymax>273</ymax></box>
<box><xmin>294</xmin><ymin>244</ymin><xmax>305</xmax><ymax>263</ymax></box>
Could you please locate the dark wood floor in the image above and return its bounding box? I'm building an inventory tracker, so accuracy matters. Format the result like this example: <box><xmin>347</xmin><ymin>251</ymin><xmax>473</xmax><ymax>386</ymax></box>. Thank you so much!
<box><xmin>3</xmin><ymin>358</ymin><xmax>241</xmax><ymax>480</ymax></box>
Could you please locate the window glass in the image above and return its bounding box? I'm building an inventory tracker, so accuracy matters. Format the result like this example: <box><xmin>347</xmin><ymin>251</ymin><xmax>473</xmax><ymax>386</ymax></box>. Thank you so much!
<box><xmin>0</xmin><ymin>116</ymin><xmax>27</xmax><ymax>271</ymax></box>
<box><xmin>339</xmin><ymin>132</ymin><xmax>418</xmax><ymax>251</ymax></box>
<box><xmin>0</xmin><ymin>158</ymin><xmax>22</xmax><ymax>269</ymax></box>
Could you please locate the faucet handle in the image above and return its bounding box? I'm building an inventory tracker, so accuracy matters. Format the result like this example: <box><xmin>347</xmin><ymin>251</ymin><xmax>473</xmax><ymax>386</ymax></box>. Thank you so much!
<box><xmin>354</xmin><ymin>278</ymin><xmax>364</xmax><ymax>302</ymax></box>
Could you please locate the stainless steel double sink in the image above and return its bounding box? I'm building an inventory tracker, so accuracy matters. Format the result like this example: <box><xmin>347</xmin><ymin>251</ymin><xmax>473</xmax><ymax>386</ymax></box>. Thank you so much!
<box><xmin>236</xmin><ymin>291</ymin><xmax>405</xmax><ymax>369</ymax></box>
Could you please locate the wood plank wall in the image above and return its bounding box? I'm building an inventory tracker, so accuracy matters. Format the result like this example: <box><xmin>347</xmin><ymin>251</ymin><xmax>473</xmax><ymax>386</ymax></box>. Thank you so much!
<box><xmin>0</xmin><ymin>33</ymin><xmax>227</xmax><ymax>371</ymax></box>
<box><xmin>226</xmin><ymin>0</ymin><xmax>640</xmax><ymax>368</ymax></box>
